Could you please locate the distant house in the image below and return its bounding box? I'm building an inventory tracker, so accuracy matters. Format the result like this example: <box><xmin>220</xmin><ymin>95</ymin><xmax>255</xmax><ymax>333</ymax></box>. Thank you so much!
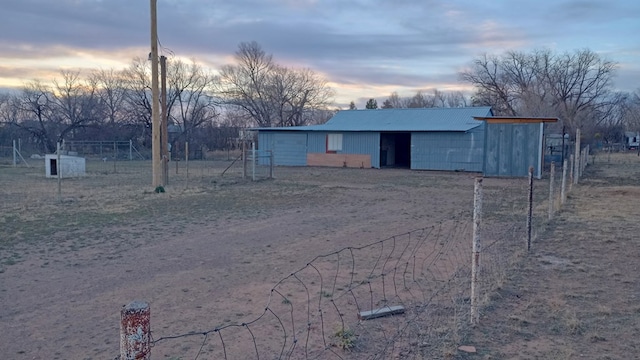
<box><xmin>255</xmin><ymin>107</ymin><xmax>556</xmax><ymax>178</ymax></box>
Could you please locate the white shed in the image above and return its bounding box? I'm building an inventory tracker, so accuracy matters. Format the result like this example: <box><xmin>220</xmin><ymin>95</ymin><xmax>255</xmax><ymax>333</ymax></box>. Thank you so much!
<box><xmin>45</xmin><ymin>154</ymin><xmax>86</xmax><ymax>178</ymax></box>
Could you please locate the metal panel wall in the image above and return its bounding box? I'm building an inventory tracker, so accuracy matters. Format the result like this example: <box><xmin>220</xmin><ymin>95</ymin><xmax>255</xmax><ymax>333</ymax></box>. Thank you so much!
<box><xmin>483</xmin><ymin>122</ymin><xmax>542</xmax><ymax>178</ymax></box>
<box><xmin>307</xmin><ymin>132</ymin><xmax>381</xmax><ymax>168</ymax></box>
<box><xmin>411</xmin><ymin>126</ymin><xmax>485</xmax><ymax>172</ymax></box>
<box><xmin>258</xmin><ymin>131</ymin><xmax>307</xmax><ymax>166</ymax></box>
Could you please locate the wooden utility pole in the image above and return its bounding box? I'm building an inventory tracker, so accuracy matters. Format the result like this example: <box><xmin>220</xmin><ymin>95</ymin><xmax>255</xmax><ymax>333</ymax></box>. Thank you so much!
<box><xmin>160</xmin><ymin>55</ymin><xmax>169</xmax><ymax>185</ymax></box>
<box><xmin>150</xmin><ymin>0</ymin><xmax>162</xmax><ymax>188</ymax></box>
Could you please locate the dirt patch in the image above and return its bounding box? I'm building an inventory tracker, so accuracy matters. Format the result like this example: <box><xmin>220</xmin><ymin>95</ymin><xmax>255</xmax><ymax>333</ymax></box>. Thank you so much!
<box><xmin>0</xmin><ymin>157</ymin><xmax>588</xmax><ymax>359</ymax></box>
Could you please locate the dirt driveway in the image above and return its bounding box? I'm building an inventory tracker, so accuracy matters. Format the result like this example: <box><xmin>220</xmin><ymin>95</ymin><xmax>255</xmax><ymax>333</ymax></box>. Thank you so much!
<box><xmin>3</xmin><ymin>154</ymin><xmax>634</xmax><ymax>360</ymax></box>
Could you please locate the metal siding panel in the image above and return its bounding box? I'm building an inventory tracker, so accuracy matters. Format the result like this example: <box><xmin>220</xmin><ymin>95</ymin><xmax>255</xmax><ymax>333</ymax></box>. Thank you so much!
<box><xmin>483</xmin><ymin>123</ymin><xmax>500</xmax><ymax>176</ymax></box>
<box><xmin>343</xmin><ymin>132</ymin><xmax>380</xmax><ymax>168</ymax></box>
<box><xmin>411</xmin><ymin>130</ymin><xmax>484</xmax><ymax>171</ymax></box>
<box><xmin>307</xmin><ymin>132</ymin><xmax>326</xmax><ymax>153</ymax></box>
<box><xmin>273</xmin><ymin>132</ymin><xmax>307</xmax><ymax>166</ymax></box>
<box><xmin>498</xmin><ymin>124</ymin><xmax>512</xmax><ymax>176</ymax></box>
<box><xmin>511</xmin><ymin>125</ymin><xmax>526</xmax><ymax>176</ymax></box>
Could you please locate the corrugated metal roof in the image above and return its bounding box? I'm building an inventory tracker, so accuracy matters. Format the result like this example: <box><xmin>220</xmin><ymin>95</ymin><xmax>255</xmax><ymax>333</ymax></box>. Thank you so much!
<box><xmin>256</xmin><ymin>107</ymin><xmax>493</xmax><ymax>132</ymax></box>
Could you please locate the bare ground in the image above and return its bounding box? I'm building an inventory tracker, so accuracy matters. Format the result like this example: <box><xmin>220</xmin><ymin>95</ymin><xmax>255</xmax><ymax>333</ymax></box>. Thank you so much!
<box><xmin>1</xmin><ymin>153</ymin><xmax>637</xmax><ymax>359</ymax></box>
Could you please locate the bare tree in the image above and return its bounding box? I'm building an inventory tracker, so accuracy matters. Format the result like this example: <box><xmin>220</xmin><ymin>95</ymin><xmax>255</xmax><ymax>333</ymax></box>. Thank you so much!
<box><xmin>461</xmin><ymin>48</ymin><xmax>619</xmax><ymax>136</ymax></box>
<box><xmin>217</xmin><ymin>41</ymin><xmax>333</xmax><ymax>127</ymax></box>
<box><xmin>89</xmin><ymin>68</ymin><xmax>127</xmax><ymax>125</ymax></box>
<box><xmin>167</xmin><ymin>59</ymin><xmax>220</xmax><ymax>142</ymax></box>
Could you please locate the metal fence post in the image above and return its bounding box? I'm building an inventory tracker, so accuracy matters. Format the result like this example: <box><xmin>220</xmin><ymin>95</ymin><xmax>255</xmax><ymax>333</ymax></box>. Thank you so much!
<box><xmin>12</xmin><ymin>139</ymin><xmax>17</xmax><ymax>166</ymax></box>
<box><xmin>470</xmin><ymin>177</ymin><xmax>482</xmax><ymax>325</ymax></box>
<box><xmin>269</xmin><ymin>150</ymin><xmax>274</xmax><ymax>179</ymax></box>
<box><xmin>251</xmin><ymin>142</ymin><xmax>256</xmax><ymax>181</ymax></box>
<box><xmin>527</xmin><ymin>166</ymin><xmax>534</xmax><ymax>251</ymax></box>
<box><xmin>120</xmin><ymin>301</ymin><xmax>150</xmax><ymax>360</ymax></box>
<box><xmin>548</xmin><ymin>161</ymin><xmax>555</xmax><ymax>221</ymax></box>
<box><xmin>573</xmin><ymin>129</ymin><xmax>581</xmax><ymax>185</ymax></box>
<box><xmin>561</xmin><ymin>158</ymin><xmax>568</xmax><ymax>205</ymax></box>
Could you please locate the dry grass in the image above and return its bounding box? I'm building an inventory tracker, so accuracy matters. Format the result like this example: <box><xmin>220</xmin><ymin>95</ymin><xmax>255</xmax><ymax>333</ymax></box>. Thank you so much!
<box><xmin>463</xmin><ymin>151</ymin><xmax>640</xmax><ymax>359</ymax></box>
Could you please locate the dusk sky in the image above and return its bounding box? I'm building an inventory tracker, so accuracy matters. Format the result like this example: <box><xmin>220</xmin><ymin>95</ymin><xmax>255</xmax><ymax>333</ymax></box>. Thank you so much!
<box><xmin>1</xmin><ymin>0</ymin><xmax>639</xmax><ymax>108</ymax></box>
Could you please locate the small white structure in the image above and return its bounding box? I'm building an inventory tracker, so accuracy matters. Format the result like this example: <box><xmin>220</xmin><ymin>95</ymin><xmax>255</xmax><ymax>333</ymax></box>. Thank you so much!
<box><xmin>45</xmin><ymin>154</ymin><xmax>86</xmax><ymax>178</ymax></box>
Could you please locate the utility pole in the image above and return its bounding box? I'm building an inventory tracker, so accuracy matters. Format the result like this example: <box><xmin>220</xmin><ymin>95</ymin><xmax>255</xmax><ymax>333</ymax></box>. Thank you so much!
<box><xmin>160</xmin><ymin>55</ymin><xmax>169</xmax><ymax>185</ymax></box>
<box><xmin>150</xmin><ymin>0</ymin><xmax>162</xmax><ymax>188</ymax></box>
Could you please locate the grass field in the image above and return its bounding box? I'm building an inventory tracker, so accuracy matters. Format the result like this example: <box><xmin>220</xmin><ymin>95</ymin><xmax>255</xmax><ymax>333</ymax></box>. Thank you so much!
<box><xmin>1</xmin><ymin>153</ymin><xmax>635</xmax><ymax>359</ymax></box>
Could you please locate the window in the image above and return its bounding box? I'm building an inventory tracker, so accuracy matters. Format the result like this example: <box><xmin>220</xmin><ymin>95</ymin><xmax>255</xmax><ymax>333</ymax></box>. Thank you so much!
<box><xmin>326</xmin><ymin>133</ymin><xmax>343</xmax><ymax>153</ymax></box>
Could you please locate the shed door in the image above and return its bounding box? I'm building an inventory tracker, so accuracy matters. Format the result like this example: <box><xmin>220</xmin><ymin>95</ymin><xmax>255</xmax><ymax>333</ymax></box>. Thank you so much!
<box><xmin>274</xmin><ymin>133</ymin><xmax>307</xmax><ymax>166</ymax></box>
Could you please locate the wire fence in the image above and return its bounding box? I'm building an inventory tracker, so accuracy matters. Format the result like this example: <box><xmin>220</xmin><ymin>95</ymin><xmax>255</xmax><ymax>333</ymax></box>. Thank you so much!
<box><xmin>146</xmin><ymin>220</ymin><xmax>473</xmax><ymax>359</ymax></box>
<box><xmin>1</xmin><ymin>139</ymin><xmax>593</xmax><ymax>359</ymax></box>
<box><xmin>120</xmin><ymin>150</ymin><xmax>592</xmax><ymax>360</ymax></box>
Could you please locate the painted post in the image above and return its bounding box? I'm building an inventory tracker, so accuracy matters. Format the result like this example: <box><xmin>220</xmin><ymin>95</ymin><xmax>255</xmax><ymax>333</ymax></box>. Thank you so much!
<box><xmin>57</xmin><ymin>142</ymin><xmax>62</xmax><ymax>203</ymax></box>
<box><xmin>470</xmin><ymin>177</ymin><xmax>482</xmax><ymax>325</ymax></box>
<box><xmin>561</xmin><ymin>158</ymin><xmax>568</xmax><ymax>205</ymax></box>
<box><xmin>548</xmin><ymin>161</ymin><xmax>555</xmax><ymax>220</ymax></box>
<box><xmin>120</xmin><ymin>301</ymin><xmax>151</xmax><ymax>360</ymax></box>
<box><xmin>527</xmin><ymin>166</ymin><xmax>534</xmax><ymax>251</ymax></box>
<box><xmin>573</xmin><ymin>129</ymin><xmax>581</xmax><ymax>185</ymax></box>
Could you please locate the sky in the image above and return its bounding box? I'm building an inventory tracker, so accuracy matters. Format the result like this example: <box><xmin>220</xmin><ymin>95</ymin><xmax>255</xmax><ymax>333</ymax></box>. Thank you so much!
<box><xmin>1</xmin><ymin>0</ymin><xmax>639</xmax><ymax>108</ymax></box>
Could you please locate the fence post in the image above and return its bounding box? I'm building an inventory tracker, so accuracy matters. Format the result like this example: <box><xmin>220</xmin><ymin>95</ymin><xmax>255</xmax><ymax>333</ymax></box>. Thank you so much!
<box><xmin>185</xmin><ymin>142</ymin><xmax>189</xmax><ymax>189</ymax></box>
<box><xmin>57</xmin><ymin>141</ymin><xmax>62</xmax><ymax>203</ymax></box>
<box><xmin>120</xmin><ymin>301</ymin><xmax>151</xmax><ymax>360</ymax></box>
<box><xmin>470</xmin><ymin>177</ymin><xmax>482</xmax><ymax>325</ymax></box>
<box><xmin>129</xmin><ymin>139</ymin><xmax>133</xmax><ymax>161</ymax></box>
<box><xmin>561</xmin><ymin>158</ymin><xmax>568</xmax><ymax>205</ymax></box>
<box><xmin>527</xmin><ymin>166</ymin><xmax>534</xmax><ymax>251</ymax></box>
<box><xmin>569</xmin><ymin>154</ymin><xmax>574</xmax><ymax>192</ymax></box>
<box><xmin>12</xmin><ymin>139</ymin><xmax>17</xmax><ymax>166</ymax></box>
<box><xmin>242</xmin><ymin>140</ymin><xmax>247</xmax><ymax>179</ymax></box>
<box><xmin>573</xmin><ymin>129</ymin><xmax>581</xmax><ymax>185</ymax></box>
<box><xmin>548</xmin><ymin>161</ymin><xmax>555</xmax><ymax>221</ymax></box>
<box><xmin>269</xmin><ymin>150</ymin><xmax>274</xmax><ymax>179</ymax></box>
<box><xmin>251</xmin><ymin>142</ymin><xmax>256</xmax><ymax>181</ymax></box>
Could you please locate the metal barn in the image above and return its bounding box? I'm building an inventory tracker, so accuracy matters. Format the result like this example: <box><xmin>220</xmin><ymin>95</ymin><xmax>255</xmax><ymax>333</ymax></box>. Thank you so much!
<box><xmin>257</xmin><ymin>107</ymin><xmax>493</xmax><ymax>172</ymax></box>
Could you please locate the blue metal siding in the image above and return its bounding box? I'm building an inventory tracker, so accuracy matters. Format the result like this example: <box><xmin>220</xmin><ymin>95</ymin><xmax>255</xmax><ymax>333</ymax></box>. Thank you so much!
<box><xmin>258</xmin><ymin>132</ymin><xmax>307</xmax><ymax>166</ymax></box>
<box><xmin>411</xmin><ymin>126</ymin><xmax>484</xmax><ymax>171</ymax></box>
<box><xmin>307</xmin><ymin>132</ymin><xmax>326</xmax><ymax>153</ymax></box>
<box><xmin>343</xmin><ymin>132</ymin><xmax>380</xmax><ymax>168</ymax></box>
<box><xmin>483</xmin><ymin>122</ymin><xmax>542</xmax><ymax>178</ymax></box>
<box><xmin>306</xmin><ymin>132</ymin><xmax>381</xmax><ymax>168</ymax></box>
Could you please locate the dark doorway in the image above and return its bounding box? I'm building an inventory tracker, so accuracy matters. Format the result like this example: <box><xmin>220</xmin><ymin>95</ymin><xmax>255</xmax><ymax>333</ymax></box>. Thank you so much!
<box><xmin>50</xmin><ymin>159</ymin><xmax>57</xmax><ymax>176</ymax></box>
<box><xmin>380</xmin><ymin>132</ymin><xmax>411</xmax><ymax>168</ymax></box>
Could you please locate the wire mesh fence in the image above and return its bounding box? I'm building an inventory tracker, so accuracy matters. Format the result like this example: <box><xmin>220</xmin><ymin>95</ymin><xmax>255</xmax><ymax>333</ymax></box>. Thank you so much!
<box><xmin>124</xmin><ymin>159</ymin><xmax>589</xmax><ymax>360</ymax></box>
<box><xmin>0</xmin><ymin>140</ymin><xmax>593</xmax><ymax>359</ymax></box>
<box><xmin>148</xmin><ymin>220</ymin><xmax>473</xmax><ymax>359</ymax></box>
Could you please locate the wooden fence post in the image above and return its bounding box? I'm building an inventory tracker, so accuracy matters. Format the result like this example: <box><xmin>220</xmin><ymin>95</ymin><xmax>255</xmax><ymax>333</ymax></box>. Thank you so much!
<box><xmin>120</xmin><ymin>301</ymin><xmax>150</xmax><ymax>360</ymax></box>
<box><xmin>548</xmin><ymin>161</ymin><xmax>555</xmax><ymax>221</ymax></box>
<box><xmin>527</xmin><ymin>166</ymin><xmax>534</xmax><ymax>251</ymax></box>
<box><xmin>561</xmin><ymin>158</ymin><xmax>568</xmax><ymax>205</ymax></box>
<box><xmin>470</xmin><ymin>177</ymin><xmax>482</xmax><ymax>325</ymax></box>
<box><xmin>569</xmin><ymin>154</ymin><xmax>574</xmax><ymax>192</ymax></box>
